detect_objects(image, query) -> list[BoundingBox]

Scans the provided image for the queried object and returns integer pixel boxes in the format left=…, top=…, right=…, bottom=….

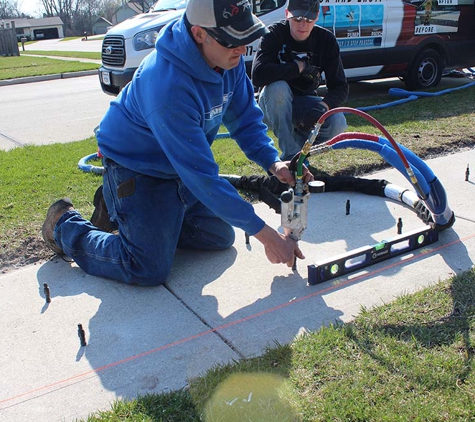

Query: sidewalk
left=0, top=148, right=474, bottom=421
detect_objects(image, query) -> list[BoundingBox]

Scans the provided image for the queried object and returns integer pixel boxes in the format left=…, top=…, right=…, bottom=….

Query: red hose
left=317, top=107, right=427, bottom=199
left=327, top=132, right=379, bottom=146
left=318, top=107, right=411, bottom=169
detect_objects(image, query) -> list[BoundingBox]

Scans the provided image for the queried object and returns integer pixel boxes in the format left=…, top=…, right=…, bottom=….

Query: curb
left=0, top=70, right=98, bottom=87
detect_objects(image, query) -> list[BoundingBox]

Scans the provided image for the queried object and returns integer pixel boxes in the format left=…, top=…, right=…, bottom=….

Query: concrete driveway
left=24, top=37, right=103, bottom=53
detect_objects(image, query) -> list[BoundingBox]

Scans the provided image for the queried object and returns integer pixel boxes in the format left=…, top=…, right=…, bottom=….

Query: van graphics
left=316, top=4, right=384, bottom=49
left=412, top=0, right=460, bottom=35
left=312, top=0, right=462, bottom=50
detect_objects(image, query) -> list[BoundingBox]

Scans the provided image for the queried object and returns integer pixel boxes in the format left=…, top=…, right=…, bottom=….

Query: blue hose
left=330, top=137, right=454, bottom=228
left=357, top=94, right=419, bottom=111
left=359, top=79, right=475, bottom=111
left=388, top=80, right=475, bottom=99
left=79, top=77, right=467, bottom=228
left=331, top=139, right=430, bottom=195
left=77, top=152, right=104, bottom=174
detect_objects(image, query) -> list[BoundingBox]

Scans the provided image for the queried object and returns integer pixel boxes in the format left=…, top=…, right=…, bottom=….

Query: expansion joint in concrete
left=164, top=285, right=245, bottom=359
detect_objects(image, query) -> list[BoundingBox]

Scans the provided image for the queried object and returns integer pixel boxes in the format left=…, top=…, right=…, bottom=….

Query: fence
left=0, top=21, right=20, bottom=57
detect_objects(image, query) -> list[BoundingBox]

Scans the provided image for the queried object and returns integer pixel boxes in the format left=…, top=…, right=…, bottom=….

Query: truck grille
left=102, top=36, right=125, bottom=67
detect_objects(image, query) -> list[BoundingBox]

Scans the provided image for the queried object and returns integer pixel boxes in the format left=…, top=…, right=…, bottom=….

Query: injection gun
left=280, top=178, right=309, bottom=242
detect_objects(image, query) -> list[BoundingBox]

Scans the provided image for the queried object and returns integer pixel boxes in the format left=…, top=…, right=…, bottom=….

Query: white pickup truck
left=98, top=0, right=475, bottom=96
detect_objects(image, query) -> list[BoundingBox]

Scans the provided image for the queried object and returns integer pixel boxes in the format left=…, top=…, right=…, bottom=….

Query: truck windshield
left=151, top=0, right=187, bottom=12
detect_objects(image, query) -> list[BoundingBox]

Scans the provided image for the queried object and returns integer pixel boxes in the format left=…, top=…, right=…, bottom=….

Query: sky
left=19, top=0, right=45, bottom=17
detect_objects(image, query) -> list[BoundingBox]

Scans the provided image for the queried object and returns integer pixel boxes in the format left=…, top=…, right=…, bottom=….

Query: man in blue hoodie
left=41, top=0, right=313, bottom=286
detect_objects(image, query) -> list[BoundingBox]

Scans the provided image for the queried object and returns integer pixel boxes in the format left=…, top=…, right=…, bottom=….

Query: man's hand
left=268, top=161, right=314, bottom=186
left=296, top=102, right=329, bottom=133
left=254, top=224, right=305, bottom=267
left=278, top=44, right=295, bottom=64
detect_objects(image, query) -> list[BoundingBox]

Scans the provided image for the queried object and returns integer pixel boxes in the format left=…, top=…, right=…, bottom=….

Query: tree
left=40, top=0, right=120, bottom=36
left=41, top=0, right=76, bottom=34
left=72, top=0, right=98, bottom=35
left=132, top=0, right=153, bottom=13
left=0, top=0, right=22, bottom=18
left=101, top=0, right=120, bottom=22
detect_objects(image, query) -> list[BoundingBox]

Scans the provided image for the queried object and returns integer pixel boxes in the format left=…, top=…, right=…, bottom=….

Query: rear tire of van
left=404, top=49, right=444, bottom=91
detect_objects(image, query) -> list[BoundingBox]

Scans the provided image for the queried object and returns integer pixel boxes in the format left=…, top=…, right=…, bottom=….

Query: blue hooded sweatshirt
left=97, top=17, right=281, bottom=236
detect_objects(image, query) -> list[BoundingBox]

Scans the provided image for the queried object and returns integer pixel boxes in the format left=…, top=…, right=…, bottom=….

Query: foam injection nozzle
left=406, top=166, right=427, bottom=200
left=307, top=123, right=322, bottom=147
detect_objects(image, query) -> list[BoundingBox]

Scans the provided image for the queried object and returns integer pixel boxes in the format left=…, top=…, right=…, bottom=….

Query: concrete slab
left=168, top=196, right=474, bottom=358
left=0, top=149, right=473, bottom=421
left=0, top=262, right=240, bottom=421
left=167, top=149, right=475, bottom=357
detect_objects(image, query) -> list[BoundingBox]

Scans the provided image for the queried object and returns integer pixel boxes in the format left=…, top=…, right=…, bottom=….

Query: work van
left=98, top=0, right=475, bottom=96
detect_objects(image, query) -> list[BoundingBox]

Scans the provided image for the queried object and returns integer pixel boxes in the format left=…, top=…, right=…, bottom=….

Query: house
left=92, top=17, right=113, bottom=35
left=9, top=17, right=64, bottom=41
left=111, top=1, right=153, bottom=25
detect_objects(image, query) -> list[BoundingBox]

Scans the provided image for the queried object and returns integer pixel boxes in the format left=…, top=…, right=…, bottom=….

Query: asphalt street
left=0, top=75, right=112, bottom=150
left=0, top=38, right=108, bottom=150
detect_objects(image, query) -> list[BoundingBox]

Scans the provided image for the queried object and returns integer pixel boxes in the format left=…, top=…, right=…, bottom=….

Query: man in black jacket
left=252, top=0, right=349, bottom=161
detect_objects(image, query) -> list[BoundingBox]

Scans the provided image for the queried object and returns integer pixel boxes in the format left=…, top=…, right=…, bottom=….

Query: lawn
left=0, top=55, right=99, bottom=80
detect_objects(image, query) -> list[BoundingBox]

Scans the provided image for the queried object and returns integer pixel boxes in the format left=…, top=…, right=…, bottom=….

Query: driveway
left=24, top=37, right=103, bottom=53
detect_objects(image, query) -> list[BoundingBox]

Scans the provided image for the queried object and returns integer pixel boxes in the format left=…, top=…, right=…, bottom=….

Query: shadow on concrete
left=32, top=188, right=473, bottom=404
left=167, top=246, right=345, bottom=358
left=35, top=248, right=240, bottom=400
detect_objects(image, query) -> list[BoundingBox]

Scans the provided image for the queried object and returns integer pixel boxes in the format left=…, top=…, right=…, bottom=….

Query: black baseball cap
left=186, top=0, right=268, bottom=46
left=288, top=0, right=320, bottom=20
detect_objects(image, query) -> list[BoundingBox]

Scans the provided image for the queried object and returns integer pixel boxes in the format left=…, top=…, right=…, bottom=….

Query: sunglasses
left=290, top=16, right=315, bottom=23
left=204, top=28, right=240, bottom=49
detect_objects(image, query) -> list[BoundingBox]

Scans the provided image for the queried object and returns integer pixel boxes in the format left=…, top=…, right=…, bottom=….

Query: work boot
left=41, top=198, right=74, bottom=255
left=90, top=185, right=114, bottom=232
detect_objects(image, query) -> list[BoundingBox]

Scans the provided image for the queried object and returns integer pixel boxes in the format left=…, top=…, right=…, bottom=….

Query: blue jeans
left=54, top=158, right=235, bottom=286
left=258, top=81, right=347, bottom=161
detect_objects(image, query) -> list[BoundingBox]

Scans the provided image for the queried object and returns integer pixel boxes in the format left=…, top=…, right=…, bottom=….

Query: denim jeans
left=258, top=81, right=347, bottom=161
left=54, top=158, right=235, bottom=286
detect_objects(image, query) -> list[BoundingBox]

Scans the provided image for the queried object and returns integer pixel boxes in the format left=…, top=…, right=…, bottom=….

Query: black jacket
left=251, top=20, right=349, bottom=109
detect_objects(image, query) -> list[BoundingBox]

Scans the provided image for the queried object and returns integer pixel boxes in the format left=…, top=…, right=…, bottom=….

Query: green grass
left=0, top=139, right=101, bottom=253
left=61, top=36, right=105, bottom=41
left=0, top=55, right=99, bottom=80
left=21, top=50, right=101, bottom=60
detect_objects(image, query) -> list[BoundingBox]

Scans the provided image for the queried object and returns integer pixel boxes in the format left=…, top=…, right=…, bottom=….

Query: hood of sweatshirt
left=155, top=17, right=223, bottom=84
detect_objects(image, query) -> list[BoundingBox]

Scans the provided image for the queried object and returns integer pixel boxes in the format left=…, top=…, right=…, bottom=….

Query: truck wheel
left=404, top=49, right=443, bottom=90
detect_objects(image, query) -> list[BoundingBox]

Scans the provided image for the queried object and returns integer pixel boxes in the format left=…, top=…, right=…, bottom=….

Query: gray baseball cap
left=186, top=0, right=268, bottom=46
